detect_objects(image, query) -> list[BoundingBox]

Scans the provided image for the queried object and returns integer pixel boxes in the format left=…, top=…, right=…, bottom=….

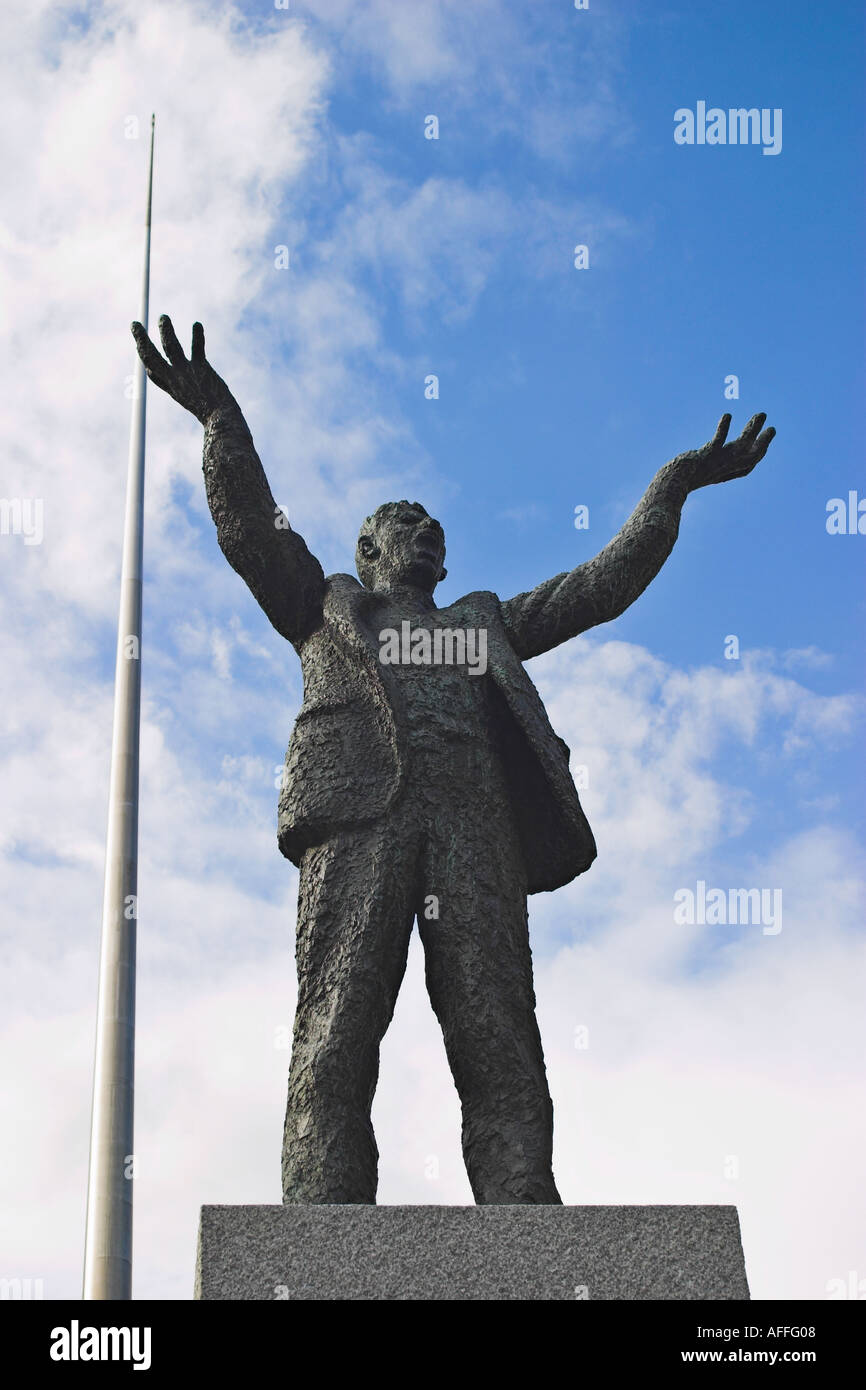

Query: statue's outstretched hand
left=680, top=413, right=776, bottom=491
left=131, top=316, right=235, bottom=425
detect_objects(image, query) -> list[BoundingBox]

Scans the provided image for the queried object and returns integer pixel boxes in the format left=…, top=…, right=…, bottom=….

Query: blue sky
left=1, top=0, right=863, bottom=1300
left=211, top=0, right=866, bottom=857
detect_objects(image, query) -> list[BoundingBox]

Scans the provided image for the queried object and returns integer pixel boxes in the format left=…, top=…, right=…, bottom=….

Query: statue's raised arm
left=131, top=315, right=324, bottom=649
left=500, top=412, right=776, bottom=660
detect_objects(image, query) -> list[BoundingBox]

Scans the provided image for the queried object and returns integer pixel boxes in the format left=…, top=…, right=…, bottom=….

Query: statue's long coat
left=277, top=574, right=597, bottom=893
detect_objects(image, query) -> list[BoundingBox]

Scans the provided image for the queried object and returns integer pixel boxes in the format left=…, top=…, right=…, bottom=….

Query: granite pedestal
left=194, top=1205, right=749, bottom=1301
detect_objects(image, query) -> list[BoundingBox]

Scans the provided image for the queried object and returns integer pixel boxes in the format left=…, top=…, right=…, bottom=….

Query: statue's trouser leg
left=417, top=756, right=561, bottom=1205
left=282, top=820, right=417, bottom=1203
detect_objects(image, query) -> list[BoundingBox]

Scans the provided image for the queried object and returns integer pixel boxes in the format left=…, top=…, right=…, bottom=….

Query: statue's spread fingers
left=191, top=321, right=205, bottom=362
left=739, top=412, right=767, bottom=444
left=131, top=321, right=169, bottom=382
left=712, top=413, right=732, bottom=447
left=159, top=314, right=187, bottom=366
left=752, top=426, right=776, bottom=460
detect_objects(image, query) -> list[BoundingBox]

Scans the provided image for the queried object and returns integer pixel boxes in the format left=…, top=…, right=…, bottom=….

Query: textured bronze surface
left=133, top=316, right=775, bottom=1204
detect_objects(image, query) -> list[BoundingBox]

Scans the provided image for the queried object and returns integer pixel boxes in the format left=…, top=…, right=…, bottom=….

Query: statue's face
left=358, top=501, right=446, bottom=593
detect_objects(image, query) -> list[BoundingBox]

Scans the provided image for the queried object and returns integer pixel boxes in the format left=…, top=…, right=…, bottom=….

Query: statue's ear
left=358, top=535, right=379, bottom=561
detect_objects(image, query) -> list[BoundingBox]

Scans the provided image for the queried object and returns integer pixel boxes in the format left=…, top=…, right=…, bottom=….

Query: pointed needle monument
left=83, top=113, right=155, bottom=1301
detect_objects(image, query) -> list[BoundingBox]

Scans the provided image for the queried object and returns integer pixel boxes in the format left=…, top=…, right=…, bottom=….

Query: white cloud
left=296, top=0, right=635, bottom=161
left=2, top=609, right=863, bottom=1298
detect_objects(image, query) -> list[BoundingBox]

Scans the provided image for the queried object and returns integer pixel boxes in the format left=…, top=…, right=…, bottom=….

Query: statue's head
left=356, top=500, right=447, bottom=594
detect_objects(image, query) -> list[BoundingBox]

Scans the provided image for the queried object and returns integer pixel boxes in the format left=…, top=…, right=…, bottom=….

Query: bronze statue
left=133, top=315, right=776, bottom=1204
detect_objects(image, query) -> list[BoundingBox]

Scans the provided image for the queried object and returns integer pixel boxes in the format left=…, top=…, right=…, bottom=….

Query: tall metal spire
left=83, top=112, right=155, bottom=1301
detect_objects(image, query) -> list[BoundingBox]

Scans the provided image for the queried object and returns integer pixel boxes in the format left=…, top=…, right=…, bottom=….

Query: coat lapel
left=323, top=574, right=407, bottom=801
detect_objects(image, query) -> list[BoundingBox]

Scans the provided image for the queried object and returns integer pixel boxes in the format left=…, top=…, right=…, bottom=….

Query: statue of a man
left=133, top=316, right=775, bottom=1205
